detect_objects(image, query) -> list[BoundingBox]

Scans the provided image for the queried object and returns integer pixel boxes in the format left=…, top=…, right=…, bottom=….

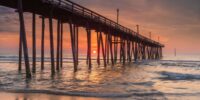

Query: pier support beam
left=126, top=40, right=131, bottom=62
left=18, top=0, right=31, bottom=78
left=123, top=40, right=126, bottom=64
left=131, top=41, right=135, bottom=62
left=108, top=34, right=114, bottom=65
left=119, top=42, right=121, bottom=62
left=105, top=34, right=107, bottom=64
left=129, top=40, right=132, bottom=62
left=18, top=22, right=22, bottom=72
left=41, top=16, right=45, bottom=70
left=75, top=25, right=79, bottom=66
left=56, top=20, right=64, bottom=71
left=146, top=46, right=149, bottom=59
left=60, top=22, right=63, bottom=68
left=69, top=22, right=79, bottom=72
left=106, top=34, right=109, bottom=64
left=120, top=39, right=126, bottom=65
left=142, top=44, right=146, bottom=60
left=32, top=13, right=36, bottom=73
left=56, top=19, right=61, bottom=71
left=99, top=32, right=107, bottom=67
left=150, top=47, right=152, bottom=59
left=134, top=42, right=138, bottom=62
left=49, top=12, right=55, bottom=76
left=160, top=47, right=163, bottom=58
left=120, top=39, right=122, bottom=62
left=86, top=28, right=92, bottom=70
left=114, top=36, right=118, bottom=64
left=97, top=32, right=100, bottom=65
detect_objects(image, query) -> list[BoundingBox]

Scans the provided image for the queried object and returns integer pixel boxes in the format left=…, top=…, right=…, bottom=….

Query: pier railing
left=43, top=0, right=164, bottom=47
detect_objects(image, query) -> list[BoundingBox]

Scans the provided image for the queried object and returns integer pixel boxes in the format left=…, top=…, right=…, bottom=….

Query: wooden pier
left=0, top=0, right=164, bottom=78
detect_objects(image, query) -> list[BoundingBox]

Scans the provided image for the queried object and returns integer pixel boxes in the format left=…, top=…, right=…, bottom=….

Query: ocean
left=0, top=55, right=200, bottom=100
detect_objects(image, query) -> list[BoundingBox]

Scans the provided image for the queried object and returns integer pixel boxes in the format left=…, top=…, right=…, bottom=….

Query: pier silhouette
left=0, top=0, right=164, bottom=78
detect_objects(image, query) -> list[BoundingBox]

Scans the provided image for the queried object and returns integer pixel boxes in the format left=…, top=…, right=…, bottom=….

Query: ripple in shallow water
left=0, top=59, right=200, bottom=99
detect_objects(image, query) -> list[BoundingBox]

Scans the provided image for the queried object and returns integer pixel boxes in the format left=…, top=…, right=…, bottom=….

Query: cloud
left=0, top=6, right=14, bottom=14
left=71, top=0, right=200, bottom=54
left=0, top=0, right=200, bottom=54
left=0, top=6, right=19, bottom=33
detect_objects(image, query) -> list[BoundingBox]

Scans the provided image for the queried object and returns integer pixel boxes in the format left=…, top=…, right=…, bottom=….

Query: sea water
left=0, top=55, right=200, bottom=100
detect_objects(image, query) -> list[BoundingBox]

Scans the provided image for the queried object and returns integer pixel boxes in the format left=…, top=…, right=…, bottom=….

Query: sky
left=0, top=0, right=200, bottom=56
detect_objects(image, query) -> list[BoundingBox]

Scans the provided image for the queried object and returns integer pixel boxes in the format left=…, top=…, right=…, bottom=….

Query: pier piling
left=49, top=11, right=55, bottom=76
left=41, top=16, right=45, bottom=70
left=32, top=13, right=36, bottom=73
left=18, top=20, right=22, bottom=72
left=56, top=19, right=61, bottom=71
left=69, top=22, right=78, bottom=72
left=60, top=22, right=63, bottom=68
left=99, top=31, right=107, bottom=67
left=18, top=0, right=31, bottom=78
left=97, top=32, right=100, bottom=65
left=86, top=27, right=92, bottom=70
left=108, top=34, right=114, bottom=65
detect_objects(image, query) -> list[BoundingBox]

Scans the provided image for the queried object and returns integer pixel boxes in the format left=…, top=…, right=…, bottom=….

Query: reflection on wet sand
left=0, top=92, right=110, bottom=100
left=0, top=92, right=167, bottom=100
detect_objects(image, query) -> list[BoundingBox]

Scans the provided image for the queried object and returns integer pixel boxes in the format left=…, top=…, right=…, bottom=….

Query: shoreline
left=0, top=89, right=132, bottom=98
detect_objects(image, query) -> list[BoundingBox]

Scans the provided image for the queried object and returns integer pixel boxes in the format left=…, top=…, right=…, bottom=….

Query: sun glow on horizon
left=93, top=50, right=97, bottom=54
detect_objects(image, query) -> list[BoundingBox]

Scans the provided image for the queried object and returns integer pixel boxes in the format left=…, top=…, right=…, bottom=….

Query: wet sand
left=2, top=91, right=200, bottom=100
left=0, top=92, right=113, bottom=100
